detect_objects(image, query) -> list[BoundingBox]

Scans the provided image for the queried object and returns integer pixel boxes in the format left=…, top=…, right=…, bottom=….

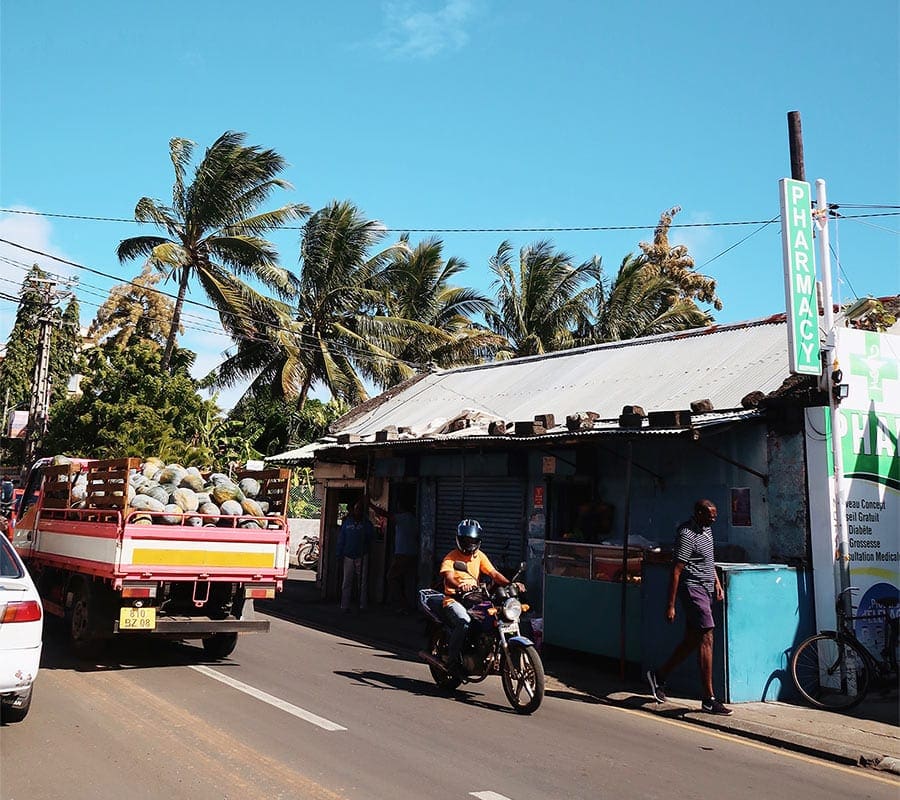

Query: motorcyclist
left=438, top=519, right=512, bottom=674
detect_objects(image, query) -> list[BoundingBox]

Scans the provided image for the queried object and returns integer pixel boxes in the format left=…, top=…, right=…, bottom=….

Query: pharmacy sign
left=779, top=178, right=821, bottom=375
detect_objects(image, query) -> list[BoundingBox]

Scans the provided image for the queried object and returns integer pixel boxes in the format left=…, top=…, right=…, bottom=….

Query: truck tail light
left=122, top=583, right=157, bottom=599
left=1, top=600, right=42, bottom=623
left=244, top=586, right=276, bottom=599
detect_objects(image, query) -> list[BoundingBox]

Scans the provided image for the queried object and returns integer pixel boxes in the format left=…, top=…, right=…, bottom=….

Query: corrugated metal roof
left=334, top=317, right=792, bottom=437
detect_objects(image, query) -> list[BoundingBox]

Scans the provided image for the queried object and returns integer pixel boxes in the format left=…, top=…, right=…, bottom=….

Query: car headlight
left=500, top=598, right=522, bottom=622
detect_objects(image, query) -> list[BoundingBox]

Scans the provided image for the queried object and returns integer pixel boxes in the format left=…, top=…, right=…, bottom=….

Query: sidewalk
left=260, top=570, right=900, bottom=775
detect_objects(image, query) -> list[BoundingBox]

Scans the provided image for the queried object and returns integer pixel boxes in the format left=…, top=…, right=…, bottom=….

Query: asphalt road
left=1, top=614, right=896, bottom=800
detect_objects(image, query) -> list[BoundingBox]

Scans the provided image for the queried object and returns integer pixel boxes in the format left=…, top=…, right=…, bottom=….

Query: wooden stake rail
left=84, top=458, right=139, bottom=510
left=236, top=468, right=291, bottom=517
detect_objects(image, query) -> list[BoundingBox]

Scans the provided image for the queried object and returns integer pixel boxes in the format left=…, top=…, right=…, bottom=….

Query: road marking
left=190, top=665, right=347, bottom=731
left=470, top=793, right=514, bottom=800
left=602, top=703, right=899, bottom=786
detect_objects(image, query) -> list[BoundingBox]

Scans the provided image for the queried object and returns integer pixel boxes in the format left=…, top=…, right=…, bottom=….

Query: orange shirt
left=439, top=549, right=497, bottom=604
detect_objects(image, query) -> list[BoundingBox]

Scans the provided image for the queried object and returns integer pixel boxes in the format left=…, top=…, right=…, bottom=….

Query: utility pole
left=787, top=110, right=805, bottom=181
left=814, top=180, right=853, bottom=619
left=23, top=278, right=58, bottom=467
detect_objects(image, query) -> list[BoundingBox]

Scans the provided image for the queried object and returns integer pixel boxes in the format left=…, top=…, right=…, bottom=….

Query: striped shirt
left=673, top=518, right=717, bottom=591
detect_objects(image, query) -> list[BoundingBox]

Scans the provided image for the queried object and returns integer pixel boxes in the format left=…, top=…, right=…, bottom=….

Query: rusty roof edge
left=312, top=409, right=766, bottom=459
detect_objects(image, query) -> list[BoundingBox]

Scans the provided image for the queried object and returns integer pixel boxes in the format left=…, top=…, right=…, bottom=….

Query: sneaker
left=646, top=670, right=668, bottom=703
left=701, top=698, right=733, bottom=716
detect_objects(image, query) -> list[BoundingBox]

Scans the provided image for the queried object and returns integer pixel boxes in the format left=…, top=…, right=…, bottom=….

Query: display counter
left=543, top=542, right=644, bottom=661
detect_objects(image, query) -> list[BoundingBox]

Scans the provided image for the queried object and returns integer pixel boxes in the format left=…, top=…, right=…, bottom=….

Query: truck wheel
left=202, top=633, right=238, bottom=659
left=69, top=583, right=103, bottom=658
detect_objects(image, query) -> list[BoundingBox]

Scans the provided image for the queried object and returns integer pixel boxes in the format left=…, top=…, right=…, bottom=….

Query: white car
left=0, top=535, right=42, bottom=722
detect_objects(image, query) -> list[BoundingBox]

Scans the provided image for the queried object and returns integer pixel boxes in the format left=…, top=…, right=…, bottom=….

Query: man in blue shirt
left=336, top=499, right=375, bottom=612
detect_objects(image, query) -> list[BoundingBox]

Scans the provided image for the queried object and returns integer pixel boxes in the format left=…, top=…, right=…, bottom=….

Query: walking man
left=646, top=499, right=733, bottom=715
left=336, top=498, right=374, bottom=612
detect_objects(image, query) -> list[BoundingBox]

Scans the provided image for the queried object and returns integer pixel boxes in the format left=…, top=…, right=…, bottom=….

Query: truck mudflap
left=114, top=616, right=270, bottom=637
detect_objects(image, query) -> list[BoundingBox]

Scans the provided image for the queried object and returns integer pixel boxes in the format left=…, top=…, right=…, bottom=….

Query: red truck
left=11, top=457, right=290, bottom=658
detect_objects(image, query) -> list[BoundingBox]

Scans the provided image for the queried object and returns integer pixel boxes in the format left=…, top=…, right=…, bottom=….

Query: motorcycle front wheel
left=501, top=642, right=545, bottom=714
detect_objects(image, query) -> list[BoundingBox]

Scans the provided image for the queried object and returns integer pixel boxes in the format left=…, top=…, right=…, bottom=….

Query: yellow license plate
left=119, top=607, right=156, bottom=630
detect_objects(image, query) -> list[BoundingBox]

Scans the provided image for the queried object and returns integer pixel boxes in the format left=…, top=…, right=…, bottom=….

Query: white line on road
left=471, top=792, right=515, bottom=800
left=190, top=665, right=347, bottom=731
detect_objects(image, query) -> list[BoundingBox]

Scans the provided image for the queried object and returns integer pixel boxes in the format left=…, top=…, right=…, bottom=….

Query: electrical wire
left=694, top=216, right=779, bottom=270
left=0, top=238, right=434, bottom=370
left=1, top=205, right=899, bottom=232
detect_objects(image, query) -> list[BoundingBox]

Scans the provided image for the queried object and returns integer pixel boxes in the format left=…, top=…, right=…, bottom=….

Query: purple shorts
left=679, top=583, right=715, bottom=630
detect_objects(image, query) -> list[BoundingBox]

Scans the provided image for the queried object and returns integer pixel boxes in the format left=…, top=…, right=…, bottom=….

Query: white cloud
left=377, top=0, right=478, bottom=59
left=0, top=209, right=77, bottom=341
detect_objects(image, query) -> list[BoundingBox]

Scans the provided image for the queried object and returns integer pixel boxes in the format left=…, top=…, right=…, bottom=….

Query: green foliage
left=117, top=131, right=309, bottom=373
left=288, top=468, right=321, bottom=518
left=43, top=341, right=224, bottom=464
left=486, top=240, right=601, bottom=357
left=0, top=266, right=84, bottom=415
left=208, top=201, right=409, bottom=409
left=229, top=388, right=347, bottom=456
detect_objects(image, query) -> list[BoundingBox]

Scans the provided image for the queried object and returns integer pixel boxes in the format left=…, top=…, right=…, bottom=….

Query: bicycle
left=790, top=586, right=898, bottom=711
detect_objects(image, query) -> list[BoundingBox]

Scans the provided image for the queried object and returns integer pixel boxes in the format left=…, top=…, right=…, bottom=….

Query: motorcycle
left=418, top=561, right=545, bottom=714
left=295, top=533, right=320, bottom=570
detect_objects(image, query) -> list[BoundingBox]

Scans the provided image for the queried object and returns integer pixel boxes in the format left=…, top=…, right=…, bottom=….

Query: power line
left=1, top=205, right=899, bottom=233
left=0, top=238, right=431, bottom=370
left=695, top=216, right=779, bottom=270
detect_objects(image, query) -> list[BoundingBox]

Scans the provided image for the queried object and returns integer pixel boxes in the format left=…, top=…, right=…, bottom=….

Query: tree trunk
left=296, top=370, right=313, bottom=413
left=161, top=267, right=190, bottom=373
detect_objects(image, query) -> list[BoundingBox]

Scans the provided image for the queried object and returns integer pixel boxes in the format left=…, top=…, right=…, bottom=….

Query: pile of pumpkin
left=123, top=459, right=279, bottom=527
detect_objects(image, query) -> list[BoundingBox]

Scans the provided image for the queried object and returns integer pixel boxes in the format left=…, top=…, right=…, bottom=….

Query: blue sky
left=1, top=1, right=898, bottom=410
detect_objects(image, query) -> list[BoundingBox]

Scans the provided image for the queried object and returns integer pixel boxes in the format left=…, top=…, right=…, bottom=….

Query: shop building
left=269, top=314, right=899, bottom=703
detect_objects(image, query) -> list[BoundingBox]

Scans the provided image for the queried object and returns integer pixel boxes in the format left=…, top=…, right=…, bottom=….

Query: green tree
left=0, top=267, right=83, bottom=414
left=44, top=341, right=218, bottom=463
left=638, top=206, right=722, bottom=311
left=588, top=254, right=712, bottom=342
left=209, top=201, right=408, bottom=409
left=229, top=386, right=347, bottom=456
left=485, top=240, right=601, bottom=358
left=374, top=236, right=504, bottom=386
left=116, top=132, right=309, bottom=373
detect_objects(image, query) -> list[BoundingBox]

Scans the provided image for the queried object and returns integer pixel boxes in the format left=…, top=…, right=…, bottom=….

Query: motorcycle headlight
left=500, top=598, right=522, bottom=622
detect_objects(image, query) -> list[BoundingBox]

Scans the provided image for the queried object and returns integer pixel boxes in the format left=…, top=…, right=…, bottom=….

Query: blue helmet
left=456, top=519, right=483, bottom=554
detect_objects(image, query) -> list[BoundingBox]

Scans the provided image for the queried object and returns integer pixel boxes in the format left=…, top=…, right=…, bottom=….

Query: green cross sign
left=779, top=178, right=821, bottom=375
left=849, top=332, right=899, bottom=402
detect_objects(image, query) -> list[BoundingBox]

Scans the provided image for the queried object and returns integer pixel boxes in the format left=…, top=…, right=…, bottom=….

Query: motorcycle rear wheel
left=297, top=542, right=318, bottom=569
left=428, top=630, right=462, bottom=691
left=501, top=642, right=545, bottom=714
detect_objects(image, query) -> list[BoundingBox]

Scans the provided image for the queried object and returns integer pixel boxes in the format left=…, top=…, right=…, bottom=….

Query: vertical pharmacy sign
left=779, top=178, right=821, bottom=374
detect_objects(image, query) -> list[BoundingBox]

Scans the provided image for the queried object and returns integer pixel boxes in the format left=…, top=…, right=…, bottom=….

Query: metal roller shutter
left=435, top=477, right=526, bottom=574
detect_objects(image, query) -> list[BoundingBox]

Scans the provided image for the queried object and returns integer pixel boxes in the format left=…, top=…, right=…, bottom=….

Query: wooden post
left=787, top=111, right=805, bottom=181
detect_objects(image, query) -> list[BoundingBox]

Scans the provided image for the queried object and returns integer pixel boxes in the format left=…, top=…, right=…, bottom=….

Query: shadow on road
left=333, top=668, right=518, bottom=714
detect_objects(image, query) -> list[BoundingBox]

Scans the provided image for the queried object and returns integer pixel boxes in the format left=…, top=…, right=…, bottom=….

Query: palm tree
left=88, top=263, right=179, bottom=348
left=638, top=206, right=722, bottom=311
left=116, top=131, right=309, bottom=372
left=375, top=236, right=504, bottom=386
left=485, top=240, right=601, bottom=358
left=589, top=254, right=712, bottom=342
left=209, top=201, right=409, bottom=409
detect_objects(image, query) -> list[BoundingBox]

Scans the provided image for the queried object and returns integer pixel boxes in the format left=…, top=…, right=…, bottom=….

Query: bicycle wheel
left=790, top=633, right=870, bottom=711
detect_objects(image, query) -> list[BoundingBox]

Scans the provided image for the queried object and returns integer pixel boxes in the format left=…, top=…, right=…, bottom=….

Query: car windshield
left=0, top=537, right=24, bottom=578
